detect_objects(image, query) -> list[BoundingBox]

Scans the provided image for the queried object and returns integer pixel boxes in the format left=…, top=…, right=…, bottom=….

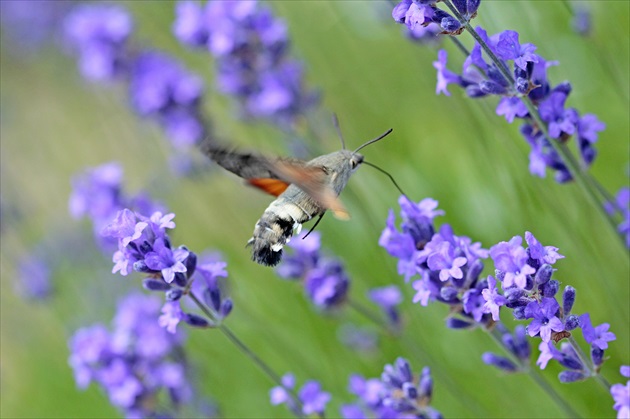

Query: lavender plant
left=380, top=195, right=618, bottom=414
left=341, top=357, right=442, bottom=419
left=173, top=0, right=318, bottom=127
left=391, top=0, right=625, bottom=247
left=63, top=4, right=208, bottom=152
left=69, top=162, right=164, bottom=248
left=68, top=293, right=203, bottom=418
left=277, top=231, right=403, bottom=331
left=270, top=373, right=331, bottom=417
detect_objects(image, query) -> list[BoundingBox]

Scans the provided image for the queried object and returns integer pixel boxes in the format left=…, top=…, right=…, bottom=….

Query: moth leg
left=302, top=212, right=326, bottom=240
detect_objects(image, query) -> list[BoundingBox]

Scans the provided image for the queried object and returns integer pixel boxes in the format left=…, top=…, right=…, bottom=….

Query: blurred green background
left=1, top=1, right=628, bottom=418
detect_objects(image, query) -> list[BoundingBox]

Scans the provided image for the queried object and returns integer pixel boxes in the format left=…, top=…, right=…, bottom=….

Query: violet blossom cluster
left=100, top=208, right=232, bottom=333
left=173, top=0, right=318, bottom=126
left=275, top=231, right=350, bottom=310
left=429, top=25, right=605, bottom=183
left=68, top=293, right=194, bottom=418
left=270, top=373, right=331, bottom=417
left=341, top=357, right=442, bottom=419
left=380, top=196, right=618, bottom=384
left=16, top=252, right=51, bottom=300
left=392, top=0, right=481, bottom=35
left=69, top=162, right=163, bottom=248
left=276, top=231, right=404, bottom=325
left=0, top=0, right=74, bottom=50
left=63, top=4, right=133, bottom=81
left=379, top=196, right=490, bottom=328
left=63, top=4, right=207, bottom=149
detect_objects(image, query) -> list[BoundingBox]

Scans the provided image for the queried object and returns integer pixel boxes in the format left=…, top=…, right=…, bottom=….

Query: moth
left=200, top=126, right=395, bottom=266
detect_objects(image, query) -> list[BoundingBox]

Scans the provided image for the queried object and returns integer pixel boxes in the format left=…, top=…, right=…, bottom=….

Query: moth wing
left=201, top=140, right=348, bottom=218
left=201, top=141, right=290, bottom=180
left=247, top=178, right=290, bottom=197
left=270, top=161, right=350, bottom=220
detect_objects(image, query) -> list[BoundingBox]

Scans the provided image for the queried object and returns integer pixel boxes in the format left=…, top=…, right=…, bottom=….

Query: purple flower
left=536, top=341, right=556, bottom=369
left=172, top=1, right=209, bottom=47
left=277, top=231, right=321, bottom=279
left=0, top=0, right=73, bottom=50
left=611, top=380, right=630, bottom=419
left=270, top=373, right=295, bottom=406
left=380, top=196, right=446, bottom=282
left=69, top=293, right=192, bottom=418
left=407, top=23, right=441, bottom=44
left=495, top=30, right=539, bottom=71
left=69, top=162, right=123, bottom=223
left=577, top=114, right=605, bottom=144
left=462, top=287, right=486, bottom=322
left=368, top=285, right=403, bottom=327
left=304, top=259, right=349, bottom=309
left=299, top=381, right=331, bottom=415
left=101, top=209, right=148, bottom=247
left=276, top=231, right=350, bottom=310
left=368, top=285, right=403, bottom=309
left=16, top=253, right=52, bottom=300
left=524, top=298, right=564, bottom=342
left=143, top=238, right=189, bottom=283
left=539, top=91, right=579, bottom=139
left=130, top=51, right=205, bottom=147
left=63, top=4, right=132, bottom=81
left=481, top=275, right=506, bottom=321
left=270, top=374, right=330, bottom=416
left=347, top=357, right=441, bottom=418
left=496, top=97, right=528, bottom=123
left=525, top=231, right=564, bottom=266
left=175, top=0, right=316, bottom=126
left=490, top=236, right=536, bottom=289
left=433, top=50, right=462, bottom=96
left=482, top=352, right=518, bottom=372
left=426, top=240, right=467, bottom=281
left=580, top=313, right=616, bottom=350
left=159, top=301, right=185, bottom=334
left=379, top=210, right=419, bottom=282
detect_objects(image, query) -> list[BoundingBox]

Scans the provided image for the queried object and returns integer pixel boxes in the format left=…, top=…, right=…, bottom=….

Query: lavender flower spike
left=270, top=373, right=331, bottom=416
left=63, top=4, right=133, bottom=81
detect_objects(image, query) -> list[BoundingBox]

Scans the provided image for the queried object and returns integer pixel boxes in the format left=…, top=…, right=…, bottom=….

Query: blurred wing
left=247, top=178, right=290, bottom=197
left=201, top=140, right=300, bottom=197
left=271, top=161, right=349, bottom=220
left=200, top=139, right=348, bottom=218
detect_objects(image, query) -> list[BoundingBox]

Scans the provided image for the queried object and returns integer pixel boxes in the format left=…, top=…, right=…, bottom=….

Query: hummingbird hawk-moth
left=200, top=127, right=394, bottom=266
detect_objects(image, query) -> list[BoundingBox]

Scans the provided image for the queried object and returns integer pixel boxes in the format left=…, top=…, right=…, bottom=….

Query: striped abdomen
left=247, top=193, right=320, bottom=266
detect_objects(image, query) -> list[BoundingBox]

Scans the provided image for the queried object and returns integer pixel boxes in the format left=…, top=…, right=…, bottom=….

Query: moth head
left=349, top=153, right=364, bottom=171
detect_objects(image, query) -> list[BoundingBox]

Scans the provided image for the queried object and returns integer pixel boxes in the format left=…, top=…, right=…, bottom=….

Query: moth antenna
left=362, top=160, right=408, bottom=197
left=332, top=113, right=346, bottom=150
left=302, top=212, right=326, bottom=239
left=353, top=128, right=393, bottom=153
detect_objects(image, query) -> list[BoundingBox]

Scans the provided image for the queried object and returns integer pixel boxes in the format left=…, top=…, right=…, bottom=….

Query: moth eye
left=350, top=160, right=357, bottom=169
left=321, top=166, right=330, bottom=175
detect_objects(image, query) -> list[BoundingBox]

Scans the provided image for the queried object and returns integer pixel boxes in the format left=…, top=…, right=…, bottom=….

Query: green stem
left=526, top=367, right=581, bottom=419
left=346, top=298, right=391, bottom=331
left=566, top=336, right=611, bottom=390
left=187, top=292, right=306, bottom=417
